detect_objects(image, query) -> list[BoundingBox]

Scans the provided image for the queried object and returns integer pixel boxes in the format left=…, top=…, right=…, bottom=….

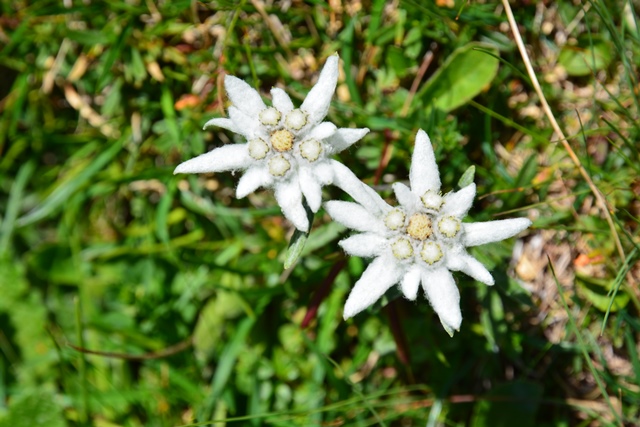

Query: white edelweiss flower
left=325, top=129, right=532, bottom=335
left=174, top=54, right=372, bottom=232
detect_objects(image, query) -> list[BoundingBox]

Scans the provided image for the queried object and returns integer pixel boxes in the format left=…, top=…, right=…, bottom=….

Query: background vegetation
left=1, top=0, right=639, bottom=425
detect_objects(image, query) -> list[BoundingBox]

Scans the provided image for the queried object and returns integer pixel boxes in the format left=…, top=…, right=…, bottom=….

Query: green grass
left=1, top=0, right=639, bottom=426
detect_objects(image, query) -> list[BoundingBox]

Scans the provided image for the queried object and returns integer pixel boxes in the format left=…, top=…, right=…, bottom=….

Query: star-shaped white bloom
left=325, top=130, right=532, bottom=334
left=174, top=54, right=371, bottom=232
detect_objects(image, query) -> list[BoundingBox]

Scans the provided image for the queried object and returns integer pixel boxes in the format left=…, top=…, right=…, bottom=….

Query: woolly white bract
left=174, top=54, right=371, bottom=232
left=325, top=130, right=531, bottom=334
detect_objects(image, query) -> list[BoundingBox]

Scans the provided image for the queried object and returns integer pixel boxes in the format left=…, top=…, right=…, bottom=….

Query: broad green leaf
left=284, top=229, right=309, bottom=270
left=301, top=221, right=345, bottom=257
left=65, top=29, right=112, bottom=45
left=402, top=27, right=423, bottom=59
left=419, top=42, right=500, bottom=113
left=155, top=181, right=176, bottom=244
left=283, top=201, right=314, bottom=269
left=101, top=77, right=123, bottom=117
left=366, top=0, right=386, bottom=44
left=558, top=37, right=613, bottom=76
left=194, top=291, right=247, bottom=360
left=386, top=45, right=411, bottom=77
left=363, top=116, right=405, bottom=132
left=576, top=274, right=630, bottom=312
left=193, top=300, right=224, bottom=360
left=355, top=145, right=381, bottom=169
left=129, top=48, right=147, bottom=83
left=457, top=165, right=475, bottom=188
left=161, top=85, right=180, bottom=142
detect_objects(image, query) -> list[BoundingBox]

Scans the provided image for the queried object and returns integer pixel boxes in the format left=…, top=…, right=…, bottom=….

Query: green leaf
left=602, top=247, right=638, bottom=332
left=419, top=42, right=500, bottom=113
left=27, top=245, right=79, bottom=285
left=339, top=16, right=363, bottom=106
left=576, top=274, right=630, bottom=312
left=0, top=258, right=28, bottom=310
left=457, top=165, right=475, bottom=188
left=283, top=201, right=315, bottom=269
left=558, top=37, right=613, bottom=76
left=284, top=230, right=308, bottom=270
left=198, top=316, right=257, bottom=421
left=100, top=77, right=123, bottom=117
left=0, top=259, right=54, bottom=382
left=514, top=154, right=538, bottom=189
left=366, top=0, right=386, bottom=44
left=129, top=48, right=147, bottom=83
left=65, top=29, right=112, bottom=46
left=363, top=116, right=406, bottom=132
left=97, top=23, right=133, bottom=91
left=17, top=140, right=122, bottom=227
left=0, top=390, right=66, bottom=427
left=386, top=45, right=411, bottom=77
left=161, top=85, right=180, bottom=142
left=0, top=160, right=35, bottom=255
left=193, top=292, right=245, bottom=360
left=155, top=180, right=176, bottom=244
left=301, top=221, right=345, bottom=258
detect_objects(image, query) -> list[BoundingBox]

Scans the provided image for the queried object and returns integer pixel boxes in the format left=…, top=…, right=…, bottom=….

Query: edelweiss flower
left=325, top=130, right=531, bottom=334
left=174, top=54, right=371, bottom=232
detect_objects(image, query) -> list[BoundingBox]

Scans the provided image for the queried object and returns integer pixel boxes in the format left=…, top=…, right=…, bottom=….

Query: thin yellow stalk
left=501, top=0, right=626, bottom=265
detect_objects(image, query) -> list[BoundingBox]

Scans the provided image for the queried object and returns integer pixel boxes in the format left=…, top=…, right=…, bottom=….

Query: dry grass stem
left=500, top=0, right=627, bottom=269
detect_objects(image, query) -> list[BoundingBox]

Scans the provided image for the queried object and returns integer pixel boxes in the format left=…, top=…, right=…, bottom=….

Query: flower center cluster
left=251, top=106, right=323, bottom=177
left=384, top=190, right=462, bottom=266
left=406, top=213, right=432, bottom=240
left=271, top=129, right=294, bottom=152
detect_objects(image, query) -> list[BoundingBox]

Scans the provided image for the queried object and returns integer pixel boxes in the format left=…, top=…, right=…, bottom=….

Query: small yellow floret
left=259, top=107, right=281, bottom=126
left=248, top=138, right=269, bottom=160
left=392, top=238, right=413, bottom=260
left=420, top=241, right=443, bottom=265
left=285, top=109, right=307, bottom=130
left=421, top=190, right=444, bottom=210
left=384, top=209, right=406, bottom=230
left=438, top=216, right=460, bottom=238
left=300, top=139, right=322, bottom=162
left=268, top=155, right=291, bottom=176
